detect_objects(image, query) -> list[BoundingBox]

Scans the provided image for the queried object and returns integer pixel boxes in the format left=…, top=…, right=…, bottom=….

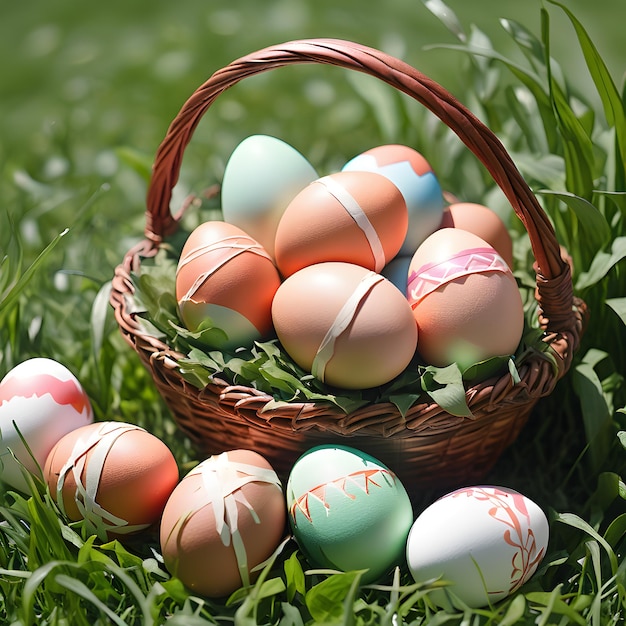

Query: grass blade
left=547, top=0, right=626, bottom=175
left=0, top=227, right=69, bottom=323
left=498, top=594, right=526, bottom=625
left=576, top=236, right=626, bottom=290
left=54, top=573, right=129, bottom=626
left=573, top=361, right=613, bottom=474
left=536, top=190, right=611, bottom=269
left=22, top=560, right=64, bottom=623
left=423, top=41, right=559, bottom=152
left=606, top=298, right=626, bottom=326
left=422, top=0, right=467, bottom=42
left=555, top=512, right=619, bottom=574
left=500, top=18, right=544, bottom=64
left=541, top=8, right=595, bottom=199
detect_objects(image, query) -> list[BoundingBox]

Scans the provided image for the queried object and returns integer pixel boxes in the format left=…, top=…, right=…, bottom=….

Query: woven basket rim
left=109, top=38, right=587, bottom=441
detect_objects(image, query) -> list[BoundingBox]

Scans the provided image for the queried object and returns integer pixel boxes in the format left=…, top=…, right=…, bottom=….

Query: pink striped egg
left=408, top=228, right=523, bottom=369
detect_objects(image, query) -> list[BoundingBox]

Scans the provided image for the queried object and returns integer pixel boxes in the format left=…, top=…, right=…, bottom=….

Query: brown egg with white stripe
left=44, top=421, right=179, bottom=539
left=176, top=221, right=281, bottom=350
left=159, top=449, right=286, bottom=598
left=273, top=171, right=408, bottom=278
left=271, top=261, right=418, bottom=389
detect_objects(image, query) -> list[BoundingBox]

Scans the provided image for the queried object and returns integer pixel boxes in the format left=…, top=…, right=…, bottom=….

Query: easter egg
left=274, top=170, right=408, bottom=278
left=441, top=202, right=514, bottom=268
left=408, top=228, right=524, bottom=369
left=286, top=445, right=413, bottom=583
left=159, top=449, right=286, bottom=598
left=406, top=485, right=549, bottom=608
left=381, top=255, right=412, bottom=296
left=342, top=144, right=444, bottom=254
left=176, top=220, right=281, bottom=349
left=0, top=358, right=93, bottom=492
left=221, top=135, right=318, bottom=255
left=271, top=262, right=418, bottom=389
left=44, top=421, right=179, bottom=537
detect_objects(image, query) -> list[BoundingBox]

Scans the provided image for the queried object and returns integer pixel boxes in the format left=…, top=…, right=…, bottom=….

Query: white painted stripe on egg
left=178, top=236, right=273, bottom=302
left=55, top=422, right=152, bottom=535
left=315, top=176, right=386, bottom=272
left=187, top=452, right=283, bottom=588
left=177, top=235, right=272, bottom=275
left=311, top=271, right=384, bottom=382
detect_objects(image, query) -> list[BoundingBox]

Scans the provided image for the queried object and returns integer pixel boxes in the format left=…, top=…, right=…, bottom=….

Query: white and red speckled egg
left=0, top=358, right=93, bottom=492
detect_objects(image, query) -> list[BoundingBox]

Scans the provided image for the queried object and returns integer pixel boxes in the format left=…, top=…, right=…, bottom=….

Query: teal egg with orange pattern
left=286, top=445, right=413, bottom=583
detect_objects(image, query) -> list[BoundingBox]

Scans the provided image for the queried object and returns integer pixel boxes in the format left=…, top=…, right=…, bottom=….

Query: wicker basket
left=110, top=39, right=586, bottom=494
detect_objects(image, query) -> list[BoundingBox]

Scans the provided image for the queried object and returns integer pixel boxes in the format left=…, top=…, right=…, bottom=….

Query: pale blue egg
left=381, top=255, right=412, bottom=296
left=221, top=135, right=318, bottom=255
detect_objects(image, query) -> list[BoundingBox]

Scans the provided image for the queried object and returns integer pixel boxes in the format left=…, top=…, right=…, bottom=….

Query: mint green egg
left=221, top=135, right=318, bottom=255
left=286, top=445, right=413, bottom=583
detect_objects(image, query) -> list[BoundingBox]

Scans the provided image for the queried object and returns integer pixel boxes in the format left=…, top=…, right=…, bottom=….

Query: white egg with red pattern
left=0, top=358, right=93, bottom=491
left=406, top=485, right=549, bottom=609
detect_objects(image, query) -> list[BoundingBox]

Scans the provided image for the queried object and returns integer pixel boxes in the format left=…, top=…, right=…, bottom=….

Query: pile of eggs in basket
left=176, top=134, right=524, bottom=389
left=1, top=358, right=548, bottom=606
left=0, top=136, right=540, bottom=608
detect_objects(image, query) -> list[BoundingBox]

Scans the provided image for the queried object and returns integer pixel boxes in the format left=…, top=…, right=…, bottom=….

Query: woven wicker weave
left=110, top=39, right=586, bottom=492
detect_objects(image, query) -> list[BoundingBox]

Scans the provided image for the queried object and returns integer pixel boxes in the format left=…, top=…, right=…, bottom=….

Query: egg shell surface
left=221, top=135, right=318, bottom=255
left=160, top=449, right=286, bottom=598
left=176, top=221, right=281, bottom=349
left=406, top=485, right=549, bottom=609
left=274, top=170, right=408, bottom=277
left=381, top=255, right=412, bottom=296
left=408, top=228, right=524, bottom=369
left=44, top=421, right=179, bottom=537
left=271, top=262, right=418, bottom=389
left=0, top=358, right=93, bottom=492
left=286, top=445, right=413, bottom=583
left=441, top=202, right=514, bottom=268
left=342, top=144, right=444, bottom=255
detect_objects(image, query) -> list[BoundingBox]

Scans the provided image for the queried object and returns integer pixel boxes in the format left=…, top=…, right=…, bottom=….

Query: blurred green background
left=2, top=0, right=622, bottom=174
left=1, top=0, right=623, bottom=342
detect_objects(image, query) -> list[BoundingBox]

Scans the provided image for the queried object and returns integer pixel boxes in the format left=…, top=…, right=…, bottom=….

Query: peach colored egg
left=274, top=171, right=407, bottom=278
left=44, top=421, right=179, bottom=537
left=271, top=262, right=418, bottom=389
left=342, top=144, right=445, bottom=254
left=159, top=449, right=286, bottom=598
left=176, top=221, right=281, bottom=349
left=441, top=202, right=514, bottom=268
left=408, top=229, right=524, bottom=369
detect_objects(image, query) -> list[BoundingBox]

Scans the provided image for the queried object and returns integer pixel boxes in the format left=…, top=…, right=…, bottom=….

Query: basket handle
left=145, top=38, right=577, bottom=336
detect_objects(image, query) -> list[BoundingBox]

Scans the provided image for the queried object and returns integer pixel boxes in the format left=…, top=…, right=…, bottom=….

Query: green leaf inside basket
left=129, top=247, right=541, bottom=418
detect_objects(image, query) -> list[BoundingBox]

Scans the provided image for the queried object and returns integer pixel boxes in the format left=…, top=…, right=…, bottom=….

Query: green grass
left=2, top=0, right=626, bottom=623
